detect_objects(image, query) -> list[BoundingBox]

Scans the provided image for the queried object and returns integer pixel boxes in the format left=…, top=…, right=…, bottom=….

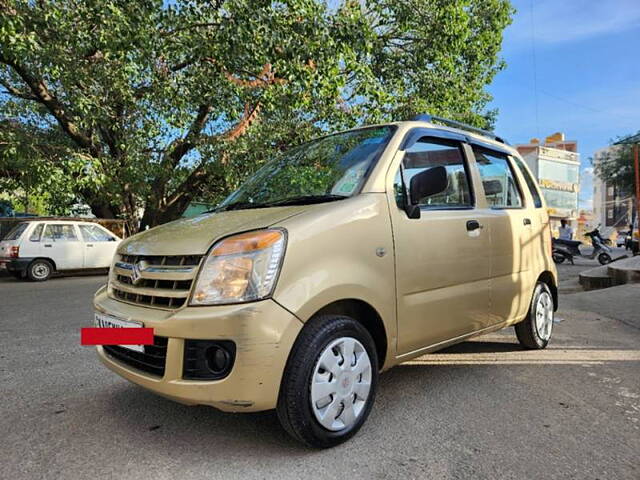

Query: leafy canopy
left=0, top=0, right=513, bottom=230
left=594, top=135, right=640, bottom=197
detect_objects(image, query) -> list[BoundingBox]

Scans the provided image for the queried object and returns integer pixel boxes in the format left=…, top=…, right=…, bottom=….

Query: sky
left=488, top=0, right=640, bottom=209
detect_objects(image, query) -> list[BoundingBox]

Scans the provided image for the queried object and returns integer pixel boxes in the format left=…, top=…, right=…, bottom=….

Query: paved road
left=1, top=269, right=639, bottom=479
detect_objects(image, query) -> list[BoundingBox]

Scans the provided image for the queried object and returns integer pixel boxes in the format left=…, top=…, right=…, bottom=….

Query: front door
left=40, top=223, right=84, bottom=270
left=389, top=134, right=491, bottom=355
left=77, top=223, right=119, bottom=268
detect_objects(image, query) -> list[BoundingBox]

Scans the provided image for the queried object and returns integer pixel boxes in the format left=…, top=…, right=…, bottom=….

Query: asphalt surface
left=1, top=265, right=639, bottom=480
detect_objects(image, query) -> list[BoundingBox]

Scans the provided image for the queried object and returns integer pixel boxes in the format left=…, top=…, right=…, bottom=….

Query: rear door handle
left=86, top=244, right=94, bottom=247
left=466, top=220, right=482, bottom=231
left=44, top=244, right=52, bottom=248
left=523, top=218, right=532, bottom=226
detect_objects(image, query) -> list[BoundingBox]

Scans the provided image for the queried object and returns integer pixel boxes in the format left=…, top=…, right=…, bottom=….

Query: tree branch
left=0, top=79, right=39, bottom=101
left=0, top=53, right=97, bottom=153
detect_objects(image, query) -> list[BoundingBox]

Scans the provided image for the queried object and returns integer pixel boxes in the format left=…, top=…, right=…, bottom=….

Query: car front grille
left=111, top=254, right=203, bottom=309
left=103, top=336, right=168, bottom=377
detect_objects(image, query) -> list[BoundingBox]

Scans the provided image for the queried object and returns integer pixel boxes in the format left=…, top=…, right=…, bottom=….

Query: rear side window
left=473, top=147, right=523, bottom=209
left=395, top=137, right=473, bottom=209
left=29, top=223, right=44, bottom=241
left=512, top=155, right=543, bottom=208
left=42, top=224, right=78, bottom=242
left=3, top=222, right=28, bottom=241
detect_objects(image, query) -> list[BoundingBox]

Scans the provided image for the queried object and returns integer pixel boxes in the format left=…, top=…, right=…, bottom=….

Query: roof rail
left=411, top=113, right=508, bottom=144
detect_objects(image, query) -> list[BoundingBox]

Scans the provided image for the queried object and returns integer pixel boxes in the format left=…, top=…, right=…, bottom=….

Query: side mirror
left=403, top=166, right=448, bottom=219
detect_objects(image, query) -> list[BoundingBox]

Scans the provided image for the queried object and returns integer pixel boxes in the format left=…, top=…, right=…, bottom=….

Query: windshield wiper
left=262, top=194, right=348, bottom=207
left=211, top=201, right=269, bottom=212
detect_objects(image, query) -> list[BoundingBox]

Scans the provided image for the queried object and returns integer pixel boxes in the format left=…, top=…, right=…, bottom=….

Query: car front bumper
left=93, top=285, right=302, bottom=412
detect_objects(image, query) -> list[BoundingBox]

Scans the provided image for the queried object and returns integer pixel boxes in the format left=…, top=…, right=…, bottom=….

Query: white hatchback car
left=0, top=220, right=121, bottom=281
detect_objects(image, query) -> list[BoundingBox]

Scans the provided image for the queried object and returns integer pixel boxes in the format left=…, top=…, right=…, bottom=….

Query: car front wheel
left=277, top=314, right=378, bottom=448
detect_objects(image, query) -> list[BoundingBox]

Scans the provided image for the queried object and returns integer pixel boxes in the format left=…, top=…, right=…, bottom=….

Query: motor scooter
left=552, top=225, right=612, bottom=265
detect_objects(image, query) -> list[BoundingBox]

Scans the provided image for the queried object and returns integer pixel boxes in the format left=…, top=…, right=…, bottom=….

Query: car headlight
left=191, top=229, right=286, bottom=306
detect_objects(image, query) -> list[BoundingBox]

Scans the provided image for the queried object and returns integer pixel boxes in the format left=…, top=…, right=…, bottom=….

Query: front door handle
left=523, top=218, right=532, bottom=226
left=44, top=244, right=52, bottom=248
left=466, top=220, right=482, bottom=231
left=86, top=244, right=94, bottom=247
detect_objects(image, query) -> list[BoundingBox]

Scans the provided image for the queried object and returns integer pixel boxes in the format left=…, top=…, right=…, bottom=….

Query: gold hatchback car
left=94, top=114, right=557, bottom=447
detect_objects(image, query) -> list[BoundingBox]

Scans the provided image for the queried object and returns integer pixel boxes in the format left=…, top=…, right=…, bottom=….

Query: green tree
left=0, top=0, right=513, bottom=232
left=593, top=135, right=639, bottom=197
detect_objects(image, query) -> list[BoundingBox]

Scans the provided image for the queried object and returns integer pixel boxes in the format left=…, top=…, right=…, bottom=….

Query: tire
left=515, top=282, right=554, bottom=350
left=552, top=252, right=565, bottom=264
left=598, top=252, right=612, bottom=265
left=277, top=314, right=379, bottom=448
left=27, top=259, right=53, bottom=282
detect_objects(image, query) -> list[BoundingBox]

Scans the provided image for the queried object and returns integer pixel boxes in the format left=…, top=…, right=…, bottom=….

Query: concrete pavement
left=1, top=268, right=638, bottom=479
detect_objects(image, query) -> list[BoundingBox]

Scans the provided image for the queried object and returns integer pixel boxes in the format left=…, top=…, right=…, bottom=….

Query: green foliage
left=0, top=0, right=513, bottom=231
left=593, top=136, right=639, bottom=196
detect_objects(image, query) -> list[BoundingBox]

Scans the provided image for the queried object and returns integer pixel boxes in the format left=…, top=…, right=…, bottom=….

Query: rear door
left=41, top=223, right=84, bottom=269
left=471, top=145, right=533, bottom=324
left=389, top=131, right=492, bottom=355
left=77, top=223, right=119, bottom=268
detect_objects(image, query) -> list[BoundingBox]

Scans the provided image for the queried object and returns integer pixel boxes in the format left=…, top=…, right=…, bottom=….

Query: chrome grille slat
left=111, top=254, right=202, bottom=309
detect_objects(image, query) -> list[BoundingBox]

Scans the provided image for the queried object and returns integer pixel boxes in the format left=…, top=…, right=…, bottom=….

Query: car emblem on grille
left=130, top=260, right=148, bottom=285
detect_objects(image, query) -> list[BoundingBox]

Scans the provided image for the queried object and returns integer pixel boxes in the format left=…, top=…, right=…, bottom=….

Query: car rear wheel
left=515, top=282, right=554, bottom=349
left=277, top=314, right=378, bottom=448
left=27, top=259, right=53, bottom=282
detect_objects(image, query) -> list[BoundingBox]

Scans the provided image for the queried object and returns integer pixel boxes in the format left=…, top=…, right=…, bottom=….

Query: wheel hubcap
left=310, top=337, right=372, bottom=431
left=33, top=263, right=49, bottom=279
left=535, top=291, right=553, bottom=341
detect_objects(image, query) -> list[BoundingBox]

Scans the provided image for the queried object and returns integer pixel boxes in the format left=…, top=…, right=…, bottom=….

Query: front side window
left=2, top=222, right=28, bottom=241
left=474, top=148, right=523, bottom=208
left=78, top=224, right=114, bottom=242
left=29, top=223, right=44, bottom=241
left=394, top=138, right=472, bottom=208
left=42, top=224, right=78, bottom=242
left=217, top=126, right=396, bottom=210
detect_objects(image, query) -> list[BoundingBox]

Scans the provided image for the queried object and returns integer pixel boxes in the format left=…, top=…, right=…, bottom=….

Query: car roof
left=331, top=120, right=518, bottom=156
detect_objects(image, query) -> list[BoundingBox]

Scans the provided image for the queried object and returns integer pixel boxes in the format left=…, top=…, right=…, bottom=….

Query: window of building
left=607, top=186, right=614, bottom=196
left=473, top=148, right=523, bottom=208
left=538, top=159, right=579, bottom=184
left=540, top=189, right=578, bottom=211
left=394, top=138, right=472, bottom=208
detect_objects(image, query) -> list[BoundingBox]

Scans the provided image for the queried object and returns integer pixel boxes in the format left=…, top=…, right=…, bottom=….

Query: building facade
left=592, top=146, right=634, bottom=233
left=516, top=133, right=580, bottom=231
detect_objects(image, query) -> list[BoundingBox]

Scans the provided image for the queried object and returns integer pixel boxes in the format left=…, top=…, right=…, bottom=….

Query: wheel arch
left=537, top=271, right=558, bottom=311
left=29, top=257, right=57, bottom=271
left=312, top=299, right=388, bottom=370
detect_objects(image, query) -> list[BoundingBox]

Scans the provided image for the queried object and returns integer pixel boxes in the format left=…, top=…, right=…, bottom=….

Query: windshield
left=217, top=126, right=396, bottom=210
left=3, top=222, right=28, bottom=241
